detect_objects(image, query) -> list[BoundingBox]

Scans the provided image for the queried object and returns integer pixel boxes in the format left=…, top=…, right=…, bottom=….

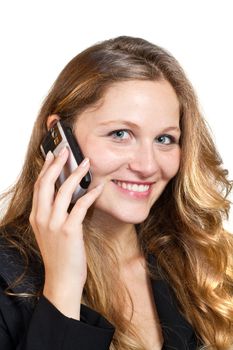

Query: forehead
left=77, top=79, right=180, bottom=126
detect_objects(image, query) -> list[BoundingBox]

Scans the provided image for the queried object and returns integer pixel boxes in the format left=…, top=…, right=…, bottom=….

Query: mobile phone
left=40, top=120, right=92, bottom=203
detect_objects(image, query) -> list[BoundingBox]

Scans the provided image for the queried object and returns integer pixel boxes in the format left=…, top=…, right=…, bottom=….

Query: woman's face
left=74, top=79, right=181, bottom=224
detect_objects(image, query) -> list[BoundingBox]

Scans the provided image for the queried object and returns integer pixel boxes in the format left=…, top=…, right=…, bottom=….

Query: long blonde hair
left=0, top=36, right=232, bottom=349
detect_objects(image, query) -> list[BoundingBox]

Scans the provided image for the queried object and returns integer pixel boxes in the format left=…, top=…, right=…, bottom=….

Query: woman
left=0, top=36, right=232, bottom=350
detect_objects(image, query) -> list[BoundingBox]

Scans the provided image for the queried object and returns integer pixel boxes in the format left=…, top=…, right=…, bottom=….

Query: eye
left=155, top=134, right=176, bottom=145
left=108, top=129, right=131, bottom=140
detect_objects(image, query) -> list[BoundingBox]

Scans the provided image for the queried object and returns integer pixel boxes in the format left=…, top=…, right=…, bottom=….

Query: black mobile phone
left=40, top=120, right=92, bottom=203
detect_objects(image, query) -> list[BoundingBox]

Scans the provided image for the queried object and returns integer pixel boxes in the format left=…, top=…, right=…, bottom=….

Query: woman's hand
left=29, top=147, right=104, bottom=319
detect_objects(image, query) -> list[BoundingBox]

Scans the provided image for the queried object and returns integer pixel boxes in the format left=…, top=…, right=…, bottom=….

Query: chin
left=92, top=196, right=152, bottom=224
left=106, top=209, right=150, bottom=225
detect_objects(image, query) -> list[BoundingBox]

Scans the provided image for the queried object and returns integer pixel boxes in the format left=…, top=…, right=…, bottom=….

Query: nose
left=127, top=142, right=160, bottom=178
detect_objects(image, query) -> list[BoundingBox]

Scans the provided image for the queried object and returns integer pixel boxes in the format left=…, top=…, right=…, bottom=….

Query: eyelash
left=156, top=134, right=177, bottom=145
left=108, top=129, right=130, bottom=140
left=108, top=129, right=178, bottom=144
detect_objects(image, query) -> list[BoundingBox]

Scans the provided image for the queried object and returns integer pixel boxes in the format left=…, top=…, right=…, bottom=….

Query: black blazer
left=0, top=235, right=202, bottom=349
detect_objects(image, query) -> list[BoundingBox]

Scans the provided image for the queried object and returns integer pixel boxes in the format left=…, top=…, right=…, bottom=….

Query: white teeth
left=114, top=181, right=150, bottom=192
left=122, top=182, right=127, bottom=189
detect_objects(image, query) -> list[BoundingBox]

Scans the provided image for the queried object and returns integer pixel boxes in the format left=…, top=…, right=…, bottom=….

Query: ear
left=46, top=114, right=60, bottom=131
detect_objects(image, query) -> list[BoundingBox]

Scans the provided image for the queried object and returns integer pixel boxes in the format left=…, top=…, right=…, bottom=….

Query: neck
left=87, top=209, right=143, bottom=265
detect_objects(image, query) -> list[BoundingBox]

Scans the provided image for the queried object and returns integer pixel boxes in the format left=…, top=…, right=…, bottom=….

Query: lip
left=111, top=179, right=154, bottom=199
left=112, top=179, right=155, bottom=185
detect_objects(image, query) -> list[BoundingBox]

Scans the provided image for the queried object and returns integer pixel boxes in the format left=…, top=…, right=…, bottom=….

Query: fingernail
left=45, top=151, right=54, bottom=161
left=58, top=147, right=67, bottom=156
left=81, top=158, right=89, bottom=167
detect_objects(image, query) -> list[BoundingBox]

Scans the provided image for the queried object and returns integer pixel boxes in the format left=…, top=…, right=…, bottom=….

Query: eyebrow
left=98, top=120, right=181, bottom=133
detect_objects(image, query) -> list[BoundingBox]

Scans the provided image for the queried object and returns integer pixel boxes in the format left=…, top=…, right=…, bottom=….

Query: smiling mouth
left=112, top=180, right=151, bottom=193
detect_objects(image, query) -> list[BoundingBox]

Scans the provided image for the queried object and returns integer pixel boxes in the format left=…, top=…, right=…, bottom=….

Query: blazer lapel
left=148, top=254, right=200, bottom=349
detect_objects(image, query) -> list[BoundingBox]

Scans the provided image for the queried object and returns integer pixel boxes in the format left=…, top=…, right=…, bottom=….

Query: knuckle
left=34, top=213, right=46, bottom=227
left=61, top=224, right=71, bottom=236
left=36, top=170, right=55, bottom=189
left=76, top=193, right=92, bottom=206
left=62, top=173, right=78, bottom=187
left=75, top=196, right=85, bottom=206
left=73, top=199, right=88, bottom=214
left=62, top=222, right=78, bottom=236
left=71, top=166, right=87, bottom=180
left=56, top=186, right=65, bottom=198
left=67, top=172, right=77, bottom=182
left=47, top=220, right=59, bottom=233
left=29, top=212, right=34, bottom=224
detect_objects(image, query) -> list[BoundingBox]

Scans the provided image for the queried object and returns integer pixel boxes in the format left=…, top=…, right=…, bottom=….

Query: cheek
left=81, top=140, right=129, bottom=179
left=161, top=149, right=181, bottom=179
left=90, top=154, right=117, bottom=176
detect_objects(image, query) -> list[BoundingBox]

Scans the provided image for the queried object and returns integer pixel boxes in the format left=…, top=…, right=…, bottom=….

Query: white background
left=0, top=0, right=232, bottom=231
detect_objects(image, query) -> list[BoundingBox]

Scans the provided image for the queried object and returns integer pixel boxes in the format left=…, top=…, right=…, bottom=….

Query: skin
left=29, top=79, right=181, bottom=322
left=74, top=79, right=181, bottom=257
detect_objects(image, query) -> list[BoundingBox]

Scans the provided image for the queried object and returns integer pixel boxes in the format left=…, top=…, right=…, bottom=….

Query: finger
left=50, top=158, right=91, bottom=225
left=67, top=182, right=105, bottom=227
left=34, top=147, right=70, bottom=223
left=39, top=147, right=69, bottom=185
left=38, top=151, right=55, bottom=180
left=30, top=151, right=55, bottom=225
left=34, top=151, right=55, bottom=206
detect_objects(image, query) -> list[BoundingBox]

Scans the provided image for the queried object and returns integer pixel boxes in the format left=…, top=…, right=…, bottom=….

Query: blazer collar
left=148, top=254, right=200, bottom=349
left=0, top=234, right=201, bottom=349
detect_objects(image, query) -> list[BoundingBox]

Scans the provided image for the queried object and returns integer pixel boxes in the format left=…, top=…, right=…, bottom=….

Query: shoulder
left=0, top=226, right=43, bottom=347
left=0, top=225, right=44, bottom=296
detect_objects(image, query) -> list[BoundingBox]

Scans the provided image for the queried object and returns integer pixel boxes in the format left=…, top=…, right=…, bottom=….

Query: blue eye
left=156, top=134, right=176, bottom=144
left=109, top=129, right=130, bottom=140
